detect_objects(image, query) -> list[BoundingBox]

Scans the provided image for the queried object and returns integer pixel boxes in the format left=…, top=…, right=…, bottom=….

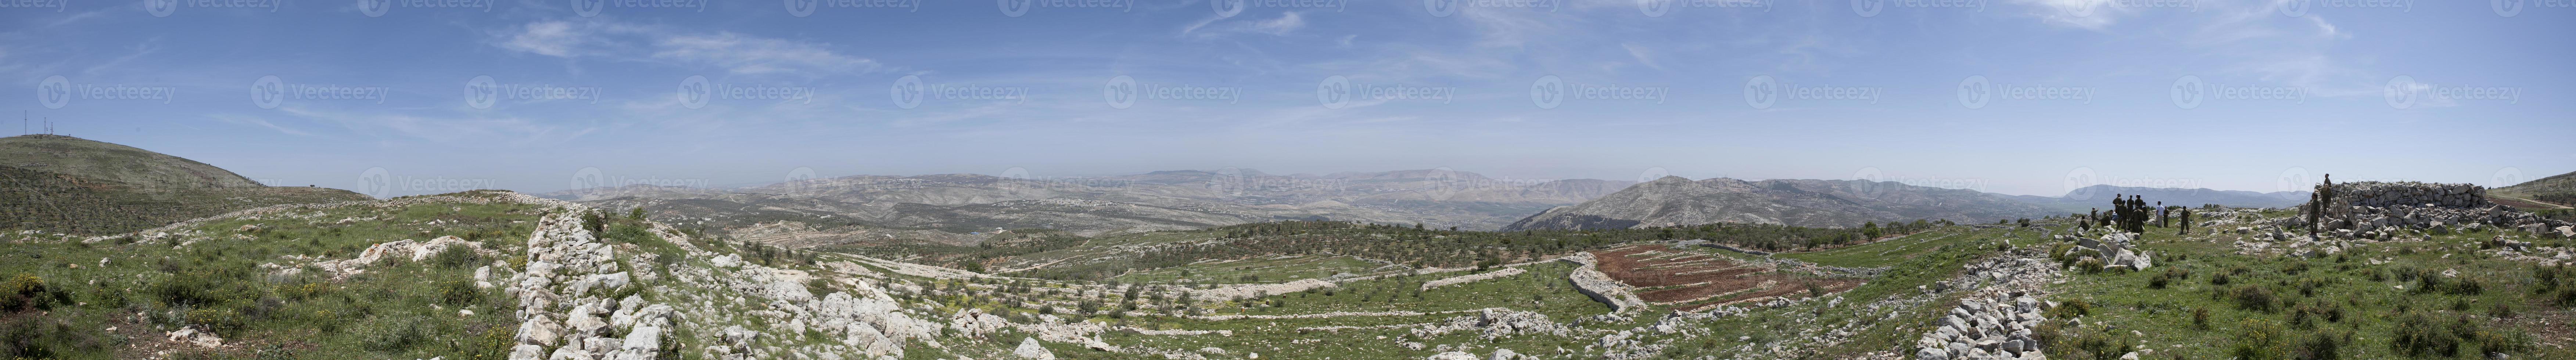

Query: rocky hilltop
left=1504, top=176, right=2055, bottom=230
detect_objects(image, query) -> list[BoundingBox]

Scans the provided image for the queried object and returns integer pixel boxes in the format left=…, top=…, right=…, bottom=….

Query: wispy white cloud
left=491, top=20, right=889, bottom=77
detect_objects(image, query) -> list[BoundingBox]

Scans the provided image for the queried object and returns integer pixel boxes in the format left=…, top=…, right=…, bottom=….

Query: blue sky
left=3, top=0, right=2570, bottom=198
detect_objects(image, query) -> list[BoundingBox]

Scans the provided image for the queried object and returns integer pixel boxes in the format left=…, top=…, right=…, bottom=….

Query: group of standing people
left=2083, top=194, right=2191, bottom=235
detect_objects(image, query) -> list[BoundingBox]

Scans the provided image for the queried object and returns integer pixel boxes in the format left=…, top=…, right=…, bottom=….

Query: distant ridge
left=1504, top=176, right=2054, bottom=230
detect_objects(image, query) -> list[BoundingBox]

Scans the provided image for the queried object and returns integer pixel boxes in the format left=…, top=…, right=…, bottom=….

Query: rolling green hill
left=0, top=134, right=264, bottom=189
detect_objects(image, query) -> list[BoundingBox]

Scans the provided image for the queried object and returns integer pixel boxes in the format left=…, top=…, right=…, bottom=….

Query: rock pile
left=1419, top=268, right=1524, bottom=290
left=1557, top=253, right=1647, bottom=313
left=1913, top=249, right=2063, bottom=360
left=2067, top=232, right=2152, bottom=270
left=2304, top=181, right=2569, bottom=238
left=504, top=212, right=674, bottom=360
left=1410, top=309, right=1575, bottom=340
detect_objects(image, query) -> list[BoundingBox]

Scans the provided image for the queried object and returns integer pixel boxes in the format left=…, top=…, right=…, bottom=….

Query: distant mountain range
left=542, top=168, right=1635, bottom=237
left=1504, top=179, right=2316, bottom=231
left=0, top=134, right=370, bottom=234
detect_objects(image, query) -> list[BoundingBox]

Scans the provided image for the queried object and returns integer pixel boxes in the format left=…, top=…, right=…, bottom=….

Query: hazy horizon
left=7, top=0, right=2570, bottom=198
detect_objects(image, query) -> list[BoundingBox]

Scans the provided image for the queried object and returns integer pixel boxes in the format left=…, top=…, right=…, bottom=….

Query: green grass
left=0, top=194, right=540, bottom=359
left=2034, top=221, right=2571, bottom=360
left=1112, top=255, right=1386, bottom=284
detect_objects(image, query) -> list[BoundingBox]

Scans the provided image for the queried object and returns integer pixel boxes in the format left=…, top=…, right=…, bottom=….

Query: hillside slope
left=1504, top=176, right=2053, bottom=230
left=0, top=134, right=264, bottom=188
left=0, top=135, right=370, bottom=235
left=2495, top=170, right=2576, bottom=206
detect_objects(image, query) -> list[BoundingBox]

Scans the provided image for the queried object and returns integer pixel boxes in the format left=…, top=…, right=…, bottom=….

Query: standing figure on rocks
left=2156, top=201, right=2166, bottom=228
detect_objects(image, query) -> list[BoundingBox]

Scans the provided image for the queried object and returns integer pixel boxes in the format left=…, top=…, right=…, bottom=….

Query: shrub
left=2191, top=307, right=2213, bottom=330
left=436, top=279, right=483, bottom=306
left=2233, top=285, right=2278, bottom=313
left=428, top=246, right=481, bottom=269
left=2293, top=330, right=2345, bottom=360
left=2211, top=273, right=2233, bottom=285
left=356, top=316, right=430, bottom=352
left=2148, top=273, right=2171, bottom=289
left=2389, top=312, right=2461, bottom=357
left=2232, top=319, right=2286, bottom=360
left=2046, top=298, right=2092, bottom=319
left=1, top=274, right=67, bottom=312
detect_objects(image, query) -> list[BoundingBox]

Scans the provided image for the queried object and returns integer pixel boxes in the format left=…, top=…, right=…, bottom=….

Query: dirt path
left=2492, top=194, right=2572, bottom=209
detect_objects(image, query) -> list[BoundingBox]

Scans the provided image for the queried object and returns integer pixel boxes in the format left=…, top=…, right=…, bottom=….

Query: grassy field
left=1111, top=254, right=1388, bottom=284
left=0, top=192, right=540, bottom=359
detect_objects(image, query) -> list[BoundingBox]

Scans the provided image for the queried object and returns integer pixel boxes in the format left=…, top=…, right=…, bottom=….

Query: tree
left=629, top=206, right=646, bottom=220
